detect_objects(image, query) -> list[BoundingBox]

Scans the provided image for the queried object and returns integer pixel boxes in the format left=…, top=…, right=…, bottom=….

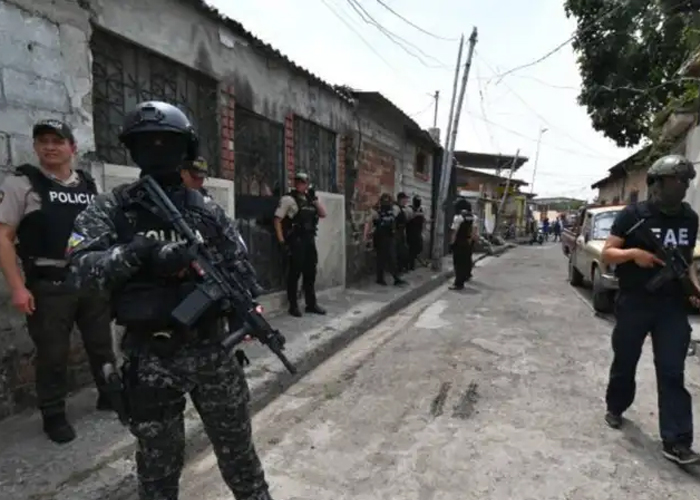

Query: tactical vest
left=406, top=206, right=424, bottom=235
left=617, top=201, right=697, bottom=295
left=15, top=164, right=97, bottom=267
left=111, top=184, right=221, bottom=333
left=395, top=205, right=408, bottom=230
left=373, top=205, right=395, bottom=237
left=454, top=211, right=474, bottom=245
left=283, top=190, right=318, bottom=240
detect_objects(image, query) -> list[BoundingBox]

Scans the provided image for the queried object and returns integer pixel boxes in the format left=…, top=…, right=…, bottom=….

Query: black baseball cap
left=183, top=157, right=209, bottom=178
left=32, top=119, right=75, bottom=143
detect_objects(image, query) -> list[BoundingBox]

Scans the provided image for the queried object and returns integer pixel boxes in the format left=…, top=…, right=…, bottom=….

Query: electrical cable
left=477, top=52, right=614, bottom=158
left=466, top=109, right=620, bottom=161
left=345, top=0, right=452, bottom=69
left=373, top=0, right=460, bottom=41
left=489, top=0, right=632, bottom=82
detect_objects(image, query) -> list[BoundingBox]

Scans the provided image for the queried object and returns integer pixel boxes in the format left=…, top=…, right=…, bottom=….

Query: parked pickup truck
left=567, top=204, right=700, bottom=312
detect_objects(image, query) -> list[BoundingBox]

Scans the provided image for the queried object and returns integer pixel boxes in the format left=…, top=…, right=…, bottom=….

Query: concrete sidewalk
left=0, top=247, right=513, bottom=500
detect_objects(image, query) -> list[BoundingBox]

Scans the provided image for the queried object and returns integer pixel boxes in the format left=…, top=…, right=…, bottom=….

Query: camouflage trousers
left=124, top=337, right=271, bottom=500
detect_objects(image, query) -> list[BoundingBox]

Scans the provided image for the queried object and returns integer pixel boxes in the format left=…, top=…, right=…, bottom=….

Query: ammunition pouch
left=113, top=282, right=197, bottom=332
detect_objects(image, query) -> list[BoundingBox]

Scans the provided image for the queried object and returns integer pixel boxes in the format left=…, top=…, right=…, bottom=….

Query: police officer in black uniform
left=66, top=101, right=276, bottom=499
left=364, top=193, right=407, bottom=286
left=602, top=154, right=700, bottom=466
left=274, top=172, right=327, bottom=317
left=395, top=192, right=411, bottom=272
left=449, top=196, right=478, bottom=290
left=406, top=194, right=425, bottom=270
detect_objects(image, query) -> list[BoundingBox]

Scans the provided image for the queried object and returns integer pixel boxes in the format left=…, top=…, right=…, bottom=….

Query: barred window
left=90, top=29, right=219, bottom=172
left=293, top=117, right=338, bottom=192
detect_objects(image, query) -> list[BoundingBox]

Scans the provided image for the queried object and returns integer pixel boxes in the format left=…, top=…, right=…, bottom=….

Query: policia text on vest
left=274, top=172, right=328, bottom=317
left=0, top=160, right=114, bottom=445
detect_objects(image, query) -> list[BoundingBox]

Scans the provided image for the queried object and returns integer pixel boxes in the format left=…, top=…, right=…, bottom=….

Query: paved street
left=178, top=242, right=700, bottom=499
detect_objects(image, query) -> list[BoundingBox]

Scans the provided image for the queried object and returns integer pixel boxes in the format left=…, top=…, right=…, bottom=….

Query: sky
left=209, top=0, right=636, bottom=200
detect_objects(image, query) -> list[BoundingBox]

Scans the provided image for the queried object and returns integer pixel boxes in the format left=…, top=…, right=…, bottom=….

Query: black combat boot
left=42, top=412, right=76, bottom=444
left=604, top=411, right=622, bottom=429
left=288, top=304, right=302, bottom=317
left=663, top=442, right=700, bottom=465
left=305, top=304, right=326, bottom=315
left=394, top=277, right=407, bottom=286
left=96, top=392, right=114, bottom=411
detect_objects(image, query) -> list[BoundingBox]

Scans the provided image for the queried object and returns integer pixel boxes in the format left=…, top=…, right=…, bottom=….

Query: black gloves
left=123, top=236, right=192, bottom=276
left=307, top=186, right=317, bottom=202
left=151, top=241, right=193, bottom=276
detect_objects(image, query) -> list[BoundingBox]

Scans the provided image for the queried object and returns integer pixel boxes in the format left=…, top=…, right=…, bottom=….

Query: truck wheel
left=592, top=266, right=614, bottom=313
left=568, top=255, right=584, bottom=286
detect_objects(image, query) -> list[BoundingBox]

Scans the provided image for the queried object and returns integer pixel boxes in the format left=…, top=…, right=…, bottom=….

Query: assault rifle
left=626, top=218, right=700, bottom=298
left=123, top=175, right=296, bottom=374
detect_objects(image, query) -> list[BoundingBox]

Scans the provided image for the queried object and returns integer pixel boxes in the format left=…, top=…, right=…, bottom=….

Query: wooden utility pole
left=431, top=27, right=478, bottom=270
left=432, top=90, right=440, bottom=128
left=494, top=149, right=520, bottom=237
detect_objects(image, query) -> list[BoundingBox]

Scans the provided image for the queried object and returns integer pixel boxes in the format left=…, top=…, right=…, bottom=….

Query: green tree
left=564, top=0, right=698, bottom=148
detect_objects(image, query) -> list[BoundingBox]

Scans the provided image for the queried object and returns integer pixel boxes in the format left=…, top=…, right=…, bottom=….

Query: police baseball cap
left=32, top=119, right=75, bottom=143
left=294, top=172, right=309, bottom=182
left=184, top=157, right=208, bottom=178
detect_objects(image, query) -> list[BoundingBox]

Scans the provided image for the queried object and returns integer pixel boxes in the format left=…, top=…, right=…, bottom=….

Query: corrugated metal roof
left=188, top=0, right=353, bottom=103
left=350, top=90, right=441, bottom=149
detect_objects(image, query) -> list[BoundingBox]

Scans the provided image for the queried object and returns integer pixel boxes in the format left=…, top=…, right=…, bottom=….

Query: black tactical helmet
left=379, top=193, right=392, bottom=204
left=412, top=195, right=422, bottom=206
left=119, top=101, right=198, bottom=174
left=454, top=196, right=471, bottom=212
left=646, top=154, right=696, bottom=186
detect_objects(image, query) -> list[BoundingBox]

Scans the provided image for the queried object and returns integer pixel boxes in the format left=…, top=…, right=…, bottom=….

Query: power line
left=345, top=0, right=450, bottom=69
left=318, top=0, right=397, bottom=71
left=474, top=59, right=499, bottom=152
left=467, top=109, right=620, bottom=161
left=489, top=0, right=632, bottom=82
left=477, top=53, right=613, bottom=158
left=373, top=0, right=460, bottom=41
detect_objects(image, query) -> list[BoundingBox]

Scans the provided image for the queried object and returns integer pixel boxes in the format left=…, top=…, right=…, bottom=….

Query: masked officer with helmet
left=450, top=196, right=478, bottom=290
left=406, top=194, right=426, bottom=270
left=0, top=119, right=115, bottom=444
left=66, top=101, right=276, bottom=500
left=364, top=193, right=407, bottom=286
left=602, top=154, right=700, bottom=466
left=274, top=171, right=327, bottom=317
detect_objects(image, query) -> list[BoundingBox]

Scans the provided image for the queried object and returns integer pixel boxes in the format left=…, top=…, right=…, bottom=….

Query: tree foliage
left=564, top=0, right=699, bottom=148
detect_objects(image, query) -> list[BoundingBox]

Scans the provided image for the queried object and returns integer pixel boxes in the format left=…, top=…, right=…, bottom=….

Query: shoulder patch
left=67, top=232, right=85, bottom=250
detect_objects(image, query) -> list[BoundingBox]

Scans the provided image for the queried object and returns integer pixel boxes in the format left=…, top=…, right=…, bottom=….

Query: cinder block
left=8, top=134, right=35, bottom=167
left=0, top=33, right=63, bottom=80
left=0, top=106, right=65, bottom=137
left=0, top=3, right=60, bottom=49
left=2, top=69, right=69, bottom=113
left=0, top=133, right=9, bottom=166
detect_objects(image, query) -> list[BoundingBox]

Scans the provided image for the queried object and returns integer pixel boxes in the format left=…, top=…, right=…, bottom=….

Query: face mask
left=129, top=132, right=189, bottom=182
left=650, top=177, right=689, bottom=214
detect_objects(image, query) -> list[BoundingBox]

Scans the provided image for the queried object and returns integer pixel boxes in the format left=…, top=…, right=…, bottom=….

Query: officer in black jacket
left=274, top=172, right=327, bottom=317
left=395, top=192, right=412, bottom=272
left=449, top=196, right=478, bottom=290
left=364, top=193, right=407, bottom=286
left=0, top=119, right=114, bottom=444
left=406, top=194, right=426, bottom=270
left=602, top=154, right=700, bottom=466
left=66, top=101, right=275, bottom=500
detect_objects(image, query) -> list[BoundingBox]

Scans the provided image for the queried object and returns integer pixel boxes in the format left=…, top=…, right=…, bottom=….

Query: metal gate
left=234, top=107, right=286, bottom=292
left=293, top=117, right=338, bottom=192
left=90, top=29, right=219, bottom=170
